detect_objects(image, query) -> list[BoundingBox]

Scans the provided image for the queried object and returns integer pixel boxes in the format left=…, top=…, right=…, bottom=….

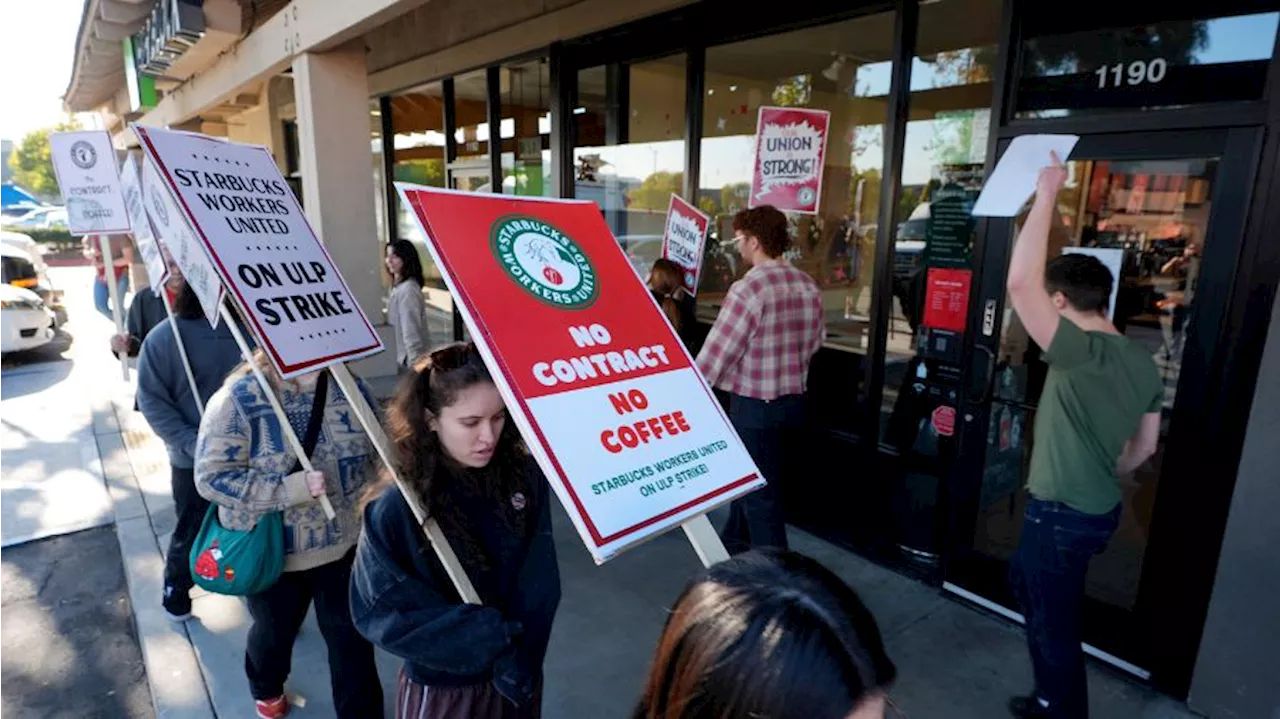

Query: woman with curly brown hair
left=350, top=342, right=561, bottom=718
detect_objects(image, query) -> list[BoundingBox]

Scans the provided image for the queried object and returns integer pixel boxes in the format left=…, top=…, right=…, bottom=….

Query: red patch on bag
left=224, top=566, right=236, bottom=582
left=194, top=541, right=222, bottom=581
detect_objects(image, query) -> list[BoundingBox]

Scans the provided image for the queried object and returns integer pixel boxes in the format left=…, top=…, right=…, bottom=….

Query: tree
left=9, top=120, right=81, bottom=199
left=627, top=170, right=683, bottom=211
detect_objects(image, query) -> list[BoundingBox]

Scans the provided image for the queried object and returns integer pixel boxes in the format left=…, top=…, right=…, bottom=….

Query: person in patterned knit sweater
left=194, top=350, right=383, bottom=719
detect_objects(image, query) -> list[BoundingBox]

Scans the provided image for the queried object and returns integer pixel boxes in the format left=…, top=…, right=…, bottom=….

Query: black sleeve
left=492, top=467, right=561, bottom=704
left=349, top=492, right=516, bottom=677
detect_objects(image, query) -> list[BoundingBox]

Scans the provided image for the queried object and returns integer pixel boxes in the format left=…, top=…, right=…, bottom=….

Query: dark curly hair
left=732, top=206, right=791, bottom=258
left=364, top=343, right=527, bottom=519
left=1046, top=253, right=1113, bottom=316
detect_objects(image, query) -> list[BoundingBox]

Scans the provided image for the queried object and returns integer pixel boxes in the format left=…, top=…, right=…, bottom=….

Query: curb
left=96, top=392, right=217, bottom=719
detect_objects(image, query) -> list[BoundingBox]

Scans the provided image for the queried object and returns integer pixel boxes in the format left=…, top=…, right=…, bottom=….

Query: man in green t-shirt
left=1005, top=154, right=1162, bottom=719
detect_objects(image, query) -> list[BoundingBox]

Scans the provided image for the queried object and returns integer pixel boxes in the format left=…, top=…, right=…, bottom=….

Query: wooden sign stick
left=97, top=234, right=130, bottom=381
left=159, top=290, right=203, bottom=414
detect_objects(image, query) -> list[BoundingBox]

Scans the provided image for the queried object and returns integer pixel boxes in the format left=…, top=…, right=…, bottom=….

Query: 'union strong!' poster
left=397, top=186, right=764, bottom=563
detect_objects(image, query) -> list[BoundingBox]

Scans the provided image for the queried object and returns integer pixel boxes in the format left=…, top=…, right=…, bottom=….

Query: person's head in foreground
left=634, top=549, right=896, bottom=719
left=1045, top=253, right=1113, bottom=321
left=732, top=206, right=791, bottom=266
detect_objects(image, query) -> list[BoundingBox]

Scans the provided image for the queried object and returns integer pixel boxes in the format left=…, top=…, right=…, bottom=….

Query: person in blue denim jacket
left=351, top=343, right=561, bottom=718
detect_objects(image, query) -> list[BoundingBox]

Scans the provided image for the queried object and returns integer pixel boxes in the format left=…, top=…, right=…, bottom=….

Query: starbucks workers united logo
left=491, top=215, right=598, bottom=309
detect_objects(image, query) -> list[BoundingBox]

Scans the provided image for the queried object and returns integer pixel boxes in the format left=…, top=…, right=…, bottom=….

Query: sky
left=0, top=0, right=97, bottom=142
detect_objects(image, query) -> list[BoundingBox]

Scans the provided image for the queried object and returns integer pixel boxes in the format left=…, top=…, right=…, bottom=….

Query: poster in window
left=749, top=107, right=830, bottom=214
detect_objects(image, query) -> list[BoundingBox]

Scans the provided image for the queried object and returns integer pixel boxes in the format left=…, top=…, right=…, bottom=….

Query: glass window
left=880, top=0, right=1000, bottom=442
left=698, top=14, right=894, bottom=432
left=1016, top=10, right=1280, bottom=118
left=500, top=59, right=552, bottom=197
left=575, top=55, right=687, bottom=279
left=451, top=70, right=491, bottom=191
left=389, top=80, right=454, bottom=347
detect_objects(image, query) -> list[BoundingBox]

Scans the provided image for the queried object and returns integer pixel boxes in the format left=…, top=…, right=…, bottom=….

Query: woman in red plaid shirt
left=696, top=206, right=825, bottom=553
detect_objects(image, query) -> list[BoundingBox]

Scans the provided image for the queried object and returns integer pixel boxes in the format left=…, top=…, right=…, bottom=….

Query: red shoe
left=255, top=696, right=289, bottom=719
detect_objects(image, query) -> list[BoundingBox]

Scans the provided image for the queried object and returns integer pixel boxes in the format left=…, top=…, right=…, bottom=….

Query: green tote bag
left=188, top=371, right=329, bottom=596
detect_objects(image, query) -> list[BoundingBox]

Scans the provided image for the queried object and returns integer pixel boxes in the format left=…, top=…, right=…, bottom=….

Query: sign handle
left=159, top=290, right=203, bottom=414
left=98, top=234, right=129, bottom=381
left=680, top=514, right=730, bottom=567
left=218, top=302, right=337, bottom=521
left=327, top=362, right=482, bottom=605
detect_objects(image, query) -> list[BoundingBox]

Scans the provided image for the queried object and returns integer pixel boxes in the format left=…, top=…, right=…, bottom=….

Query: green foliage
left=627, top=171, right=683, bottom=211
left=8, top=120, right=82, bottom=199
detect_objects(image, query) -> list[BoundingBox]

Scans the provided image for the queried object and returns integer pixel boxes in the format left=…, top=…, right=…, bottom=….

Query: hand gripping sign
left=749, top=107, right=831, bottom=214
left=397, top=185, right=766, bottom=564
left=661, top=194, right=710, bottom=296
left=137, top=126, right=481, bottom=603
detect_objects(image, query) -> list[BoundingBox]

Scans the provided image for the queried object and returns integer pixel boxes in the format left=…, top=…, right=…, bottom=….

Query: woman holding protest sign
left=351, top=342, right=561, bottom=719
left=194, top=354, right=383, bottom=719
left=386, top=239, right=429, bottom=369
left=648, top=258, right=699, bottom=353
left=633, top=549, right=897, bottom=719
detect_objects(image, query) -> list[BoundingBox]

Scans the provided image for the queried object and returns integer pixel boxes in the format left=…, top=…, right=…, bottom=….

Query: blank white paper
left=972, top=134, right=1080, bottom=217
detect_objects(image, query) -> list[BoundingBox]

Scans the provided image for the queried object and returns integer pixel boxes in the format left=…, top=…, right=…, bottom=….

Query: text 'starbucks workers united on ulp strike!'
left=399, top=186, right=766, bottom=562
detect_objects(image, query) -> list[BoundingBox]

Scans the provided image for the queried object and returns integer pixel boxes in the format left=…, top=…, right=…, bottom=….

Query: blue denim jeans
left=94, top=272, right=130, bottom=321
left=1010, top=498, right=1120, bottom=719
left=720, top=393, right=804, bottom=554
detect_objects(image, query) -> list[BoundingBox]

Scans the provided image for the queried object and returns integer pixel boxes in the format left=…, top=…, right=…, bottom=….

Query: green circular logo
left=490, top=214, right=599, bottom=309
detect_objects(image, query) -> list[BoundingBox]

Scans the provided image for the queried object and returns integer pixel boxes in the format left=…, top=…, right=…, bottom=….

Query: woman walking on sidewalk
left=195, top=352, right=383, bottom=719
left=385, top=239, right=429, bottom=370
left=135, top=274, right=242, bottom=621
left=351, top=343, right=561, bottom=718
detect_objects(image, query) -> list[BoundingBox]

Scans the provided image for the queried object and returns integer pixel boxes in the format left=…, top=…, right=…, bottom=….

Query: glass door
left=945, top=128, right=1258, bottom=683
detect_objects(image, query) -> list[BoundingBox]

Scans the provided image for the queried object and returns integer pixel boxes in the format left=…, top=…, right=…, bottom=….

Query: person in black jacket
left=350, top=342, right=560, bottom=719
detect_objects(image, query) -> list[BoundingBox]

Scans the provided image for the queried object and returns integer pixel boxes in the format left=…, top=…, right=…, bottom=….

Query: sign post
left=398, top=185, right=766, bottom=565
left=135, top=126, right=480, bottom=601
left=661, top=194, right=710, bottom=296
left=121, top=154, right=203, bottom=411
left=49, top=130, right=133, bottom=380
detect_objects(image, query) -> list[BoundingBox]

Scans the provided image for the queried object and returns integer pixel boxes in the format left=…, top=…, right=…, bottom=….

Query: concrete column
left=292, top=43, right=396, bottom=379
left=1188, top=287, right=1280, bottom=717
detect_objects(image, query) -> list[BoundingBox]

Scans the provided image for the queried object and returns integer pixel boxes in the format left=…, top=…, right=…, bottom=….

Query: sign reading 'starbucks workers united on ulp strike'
left=397, top=186, right=765, bottom=563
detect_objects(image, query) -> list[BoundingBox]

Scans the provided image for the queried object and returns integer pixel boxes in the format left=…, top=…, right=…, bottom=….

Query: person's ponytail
left=661, top=294, right=682, bottom=333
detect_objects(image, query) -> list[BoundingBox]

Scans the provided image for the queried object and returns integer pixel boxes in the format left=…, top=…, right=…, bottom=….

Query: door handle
left=973, top=344, right=996, bottom=405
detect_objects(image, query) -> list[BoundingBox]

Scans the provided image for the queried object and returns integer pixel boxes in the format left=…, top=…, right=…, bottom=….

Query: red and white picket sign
left=398, top=185, right=764, bottom=563
left=749, top=106, right=831, bottom=214
left=661, top=194, right=710, bottom=296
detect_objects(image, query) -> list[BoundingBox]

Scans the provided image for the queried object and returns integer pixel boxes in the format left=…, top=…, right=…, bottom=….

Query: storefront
left=64, top=0, right=1280, bottom=707
left=367, top=0, right=1280, bottom=697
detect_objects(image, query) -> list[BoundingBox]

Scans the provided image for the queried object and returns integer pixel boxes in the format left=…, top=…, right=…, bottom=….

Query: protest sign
left=749, top=107, right=830, bottom=214
left=49, top=131, right=131, bottom=235
left=142, top=158, right=223, bottom=326
left=972, top=134, right=1079, bottom=217
left=120, top=155, right=169, bottom=293
left=398, top=185, right=764, bottom=563
left=661, top=194, right=710, bottom=295
left=134, top=125, right=383, bottom=378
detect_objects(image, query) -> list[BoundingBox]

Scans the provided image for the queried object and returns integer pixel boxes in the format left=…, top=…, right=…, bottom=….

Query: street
left=2, top=266, right=153, bottom=718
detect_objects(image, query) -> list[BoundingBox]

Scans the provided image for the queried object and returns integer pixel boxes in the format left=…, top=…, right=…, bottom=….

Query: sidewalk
left=94, top=390, right=1198, bottom=718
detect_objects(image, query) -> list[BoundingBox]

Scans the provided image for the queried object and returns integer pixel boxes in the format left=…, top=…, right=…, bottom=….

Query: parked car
left=0, top=283, right=56, bottom=354
left=9, top=206, right=67, bottom=230
left=2, top=231, right=50, bottom=281
left=1, top=203, right=42, bottom=221
left=1, top=243, right=64, bottom=327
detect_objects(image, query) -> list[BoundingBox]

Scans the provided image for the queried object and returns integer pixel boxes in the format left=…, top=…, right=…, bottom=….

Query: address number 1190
left=1095, top=58, right=1168, bottom=88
